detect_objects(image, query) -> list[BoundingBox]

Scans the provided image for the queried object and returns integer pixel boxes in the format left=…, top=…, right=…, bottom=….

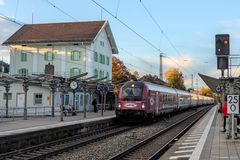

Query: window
left=44, top=51, right=54, bottom=61
left=99, top=54, right=105, bottom=64
left=71, top=50, right=81, bottom=61
left=34, top=93, right=42, bottom=105
left=21, top=52, right=27, bottom=61
left=106, top=57, right=110, bottom=65
left=94, top=52, right=98, bottom=62
left=106, top=72, right=109, bottom=80
left=3, top=93, right=12, bottom=100
left=100, top=41, right=104, bottom=47
left=18, top=68, right=28, bottom=76
left=94, top=69, right=98, bottom=79
left=70, top=68, right=81, bottom=77
left=99, top=54, right=102, bottom=63
left=99, top=70, right=102, bottom=78
left=102, top=55, right=105, bottom=64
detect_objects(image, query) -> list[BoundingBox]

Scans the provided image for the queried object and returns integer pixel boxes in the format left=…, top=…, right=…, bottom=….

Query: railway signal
left=215, top=34, right=230, bottom=56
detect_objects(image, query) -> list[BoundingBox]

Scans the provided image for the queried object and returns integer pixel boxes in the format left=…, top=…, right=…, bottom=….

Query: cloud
left=0, top=0, right=4, bottom=5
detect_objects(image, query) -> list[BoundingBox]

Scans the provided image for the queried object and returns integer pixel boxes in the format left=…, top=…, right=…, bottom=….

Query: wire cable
left=43, top=0, right=78, bottom=21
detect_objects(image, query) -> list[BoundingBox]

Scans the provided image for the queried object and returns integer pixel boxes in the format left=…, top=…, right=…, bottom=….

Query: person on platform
left=92, top=98, right=98, bottom=113
left=222, top=96, right=228, bottom=132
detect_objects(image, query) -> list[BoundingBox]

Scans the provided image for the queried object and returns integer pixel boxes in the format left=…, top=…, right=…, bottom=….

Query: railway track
left=110, top=107, right=211, bottom=160
left=0, top=124, right=135, bottom=160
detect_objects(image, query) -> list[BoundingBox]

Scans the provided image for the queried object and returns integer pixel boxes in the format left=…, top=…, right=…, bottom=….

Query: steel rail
left=109, top=106, right=212, bottom=160
left=0, top=124, right=133, bottom=160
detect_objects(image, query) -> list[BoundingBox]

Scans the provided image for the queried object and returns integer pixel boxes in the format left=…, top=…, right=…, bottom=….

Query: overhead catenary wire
left=90, top=0, right=202, bottom=78
left=139, top=0, right=183, bottom=58
left=41, top=0, right=195, bottom=77
left=139, top=0, right=200, bottom=76
left=91, top=0, right=162, bottom=53
left=1, top=0, right=197, bottom=79
left=43, top=0, right=78, bottom=21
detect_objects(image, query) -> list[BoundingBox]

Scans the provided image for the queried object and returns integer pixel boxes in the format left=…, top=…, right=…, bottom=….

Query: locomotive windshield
left=121, top=82, right=143, bottom=101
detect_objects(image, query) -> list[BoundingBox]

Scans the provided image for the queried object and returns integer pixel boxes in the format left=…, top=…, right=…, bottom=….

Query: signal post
left=215, top=34, right=240, bottom=139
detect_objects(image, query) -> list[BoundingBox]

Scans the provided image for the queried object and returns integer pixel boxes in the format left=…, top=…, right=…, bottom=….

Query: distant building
left=1, top=21, right=118, bottom=116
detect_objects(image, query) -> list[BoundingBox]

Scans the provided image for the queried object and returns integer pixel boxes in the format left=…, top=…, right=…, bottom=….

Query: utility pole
left=159, top=53, right=163, bottom=80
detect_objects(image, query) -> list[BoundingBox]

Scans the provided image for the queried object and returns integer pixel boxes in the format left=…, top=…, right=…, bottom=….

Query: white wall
left=0, top=82, right=51, bottom=116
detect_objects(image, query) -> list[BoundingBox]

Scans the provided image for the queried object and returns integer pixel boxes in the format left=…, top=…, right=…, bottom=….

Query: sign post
left=227, top=95, right=239, bottom=139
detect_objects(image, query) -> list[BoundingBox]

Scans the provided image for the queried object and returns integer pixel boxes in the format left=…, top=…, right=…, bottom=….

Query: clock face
left=70, top=81, right=78, bottom=90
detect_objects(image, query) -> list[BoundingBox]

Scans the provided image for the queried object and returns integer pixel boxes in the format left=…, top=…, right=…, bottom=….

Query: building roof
left=2, top=20, right=118, bottom=54
left=198, top=73, right=219, bottom=93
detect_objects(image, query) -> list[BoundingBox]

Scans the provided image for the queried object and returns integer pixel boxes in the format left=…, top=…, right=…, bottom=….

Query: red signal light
left=223, top=40, right=228, bottom=45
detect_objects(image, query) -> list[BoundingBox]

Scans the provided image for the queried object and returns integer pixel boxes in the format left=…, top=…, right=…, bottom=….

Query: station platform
left=0, top=111, right=115, bottom=136
left=160, top=106, right=240, bottom=160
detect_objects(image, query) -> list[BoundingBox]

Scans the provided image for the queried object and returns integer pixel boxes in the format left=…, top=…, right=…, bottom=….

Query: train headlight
left=142, top=103, right=145, bottom=109
left=118, top=103, right=121, bottom=108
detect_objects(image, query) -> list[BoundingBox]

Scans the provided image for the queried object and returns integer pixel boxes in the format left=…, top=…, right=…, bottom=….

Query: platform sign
left=227, top=95, right=239, bottom=114
left=215, top=84, right=224, bottom=93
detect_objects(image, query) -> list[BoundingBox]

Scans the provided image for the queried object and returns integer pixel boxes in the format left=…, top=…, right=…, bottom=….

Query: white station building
left=0, top=20, right=118, bottom=117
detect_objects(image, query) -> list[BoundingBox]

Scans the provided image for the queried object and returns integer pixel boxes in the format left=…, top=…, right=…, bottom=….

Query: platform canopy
left=198, top=73, right=219, bottom=93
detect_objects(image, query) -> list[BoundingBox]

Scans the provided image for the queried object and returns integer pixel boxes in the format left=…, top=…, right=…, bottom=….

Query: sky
left=0, top=0, right=240, bottom=89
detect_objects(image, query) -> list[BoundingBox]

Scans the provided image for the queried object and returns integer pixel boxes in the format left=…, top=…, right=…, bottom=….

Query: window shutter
left=44, top=52, right=48, bottom=61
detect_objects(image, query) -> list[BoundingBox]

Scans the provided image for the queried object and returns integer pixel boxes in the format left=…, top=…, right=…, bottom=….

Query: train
left=115, top=81, right=214, bottom=121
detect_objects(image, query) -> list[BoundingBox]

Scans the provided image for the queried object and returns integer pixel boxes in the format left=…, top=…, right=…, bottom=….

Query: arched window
left=71, top=50, right=81, bottom=61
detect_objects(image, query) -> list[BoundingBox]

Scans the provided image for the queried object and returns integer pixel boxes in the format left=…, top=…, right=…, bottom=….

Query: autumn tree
left=165, top=68, right=186, bottom=90
left=112, top=56, right=137, bottom=83
left=198, top=87, right=213, bottom=97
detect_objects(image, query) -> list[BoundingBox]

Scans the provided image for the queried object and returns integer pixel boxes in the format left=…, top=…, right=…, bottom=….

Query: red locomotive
left=116, top=81, right=214, bottom=121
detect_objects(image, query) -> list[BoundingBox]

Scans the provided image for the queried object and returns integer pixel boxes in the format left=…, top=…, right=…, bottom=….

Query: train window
left=122, top=86, right=142, bottom=101
left=167, top=95, right=171, bottom=102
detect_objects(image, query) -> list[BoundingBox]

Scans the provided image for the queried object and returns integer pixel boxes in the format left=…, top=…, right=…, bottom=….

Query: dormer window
left=71, top=50, right=81, bottom=61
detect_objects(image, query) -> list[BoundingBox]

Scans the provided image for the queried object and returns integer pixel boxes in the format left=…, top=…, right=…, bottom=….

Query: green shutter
left=44, top=52, right=48, bottom=61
